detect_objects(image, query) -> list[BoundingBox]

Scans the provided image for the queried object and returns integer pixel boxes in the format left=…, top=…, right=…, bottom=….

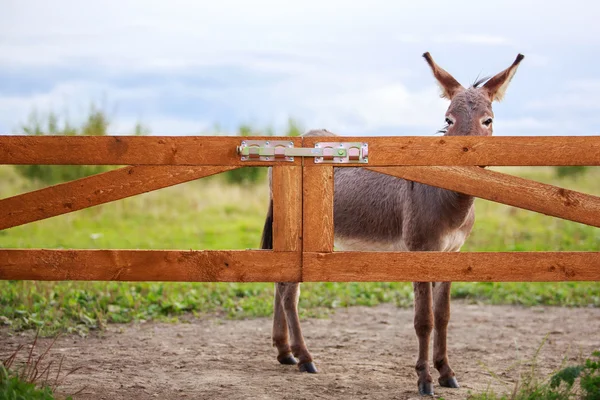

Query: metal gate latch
left=236, top=140, right=368, bottom=164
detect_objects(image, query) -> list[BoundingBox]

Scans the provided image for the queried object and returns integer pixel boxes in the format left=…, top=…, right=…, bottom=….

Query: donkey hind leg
left=279, top=282, right=317, bottom=373
left=272, top=283, right=296, bottom=365
left=433, top=282, right=459, bottom=388
left=414, top=282, right=434, bottom=396
left=262, top=200, right=315, bottom=372
left=261, top=201, right=297, bottom=366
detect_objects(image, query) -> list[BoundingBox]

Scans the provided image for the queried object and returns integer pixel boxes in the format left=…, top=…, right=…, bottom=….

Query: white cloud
left=298, top=84, right=447, bottom=134
left=2, top=0, right=599, bottom=70
left=432, top=34, right=510, bottom=46
left=394, top=34, right=423, bottom=44
left=0, top=81, right=150, bottom=124
left=527, top=96, right=600, bottom=111
left=0, top=80, right=212, bottom=134
left=113, top=116, right=210, bottom=135
left=525, top=53, right=551, bottom=68
left=1, top=0, right=600, bottom=137
left=493, top=117, right=551, bottom=135
left=494, top=116, right=600, bottom=136
left=525, top=80, right=600, bottom=111
left=566, top=79, right=600, bottom=91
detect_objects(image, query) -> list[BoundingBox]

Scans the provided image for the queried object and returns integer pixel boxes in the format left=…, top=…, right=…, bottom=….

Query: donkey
left=260, top=52, right=524, bottom=396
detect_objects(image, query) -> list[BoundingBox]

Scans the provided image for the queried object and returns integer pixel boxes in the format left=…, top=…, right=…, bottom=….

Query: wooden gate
left=1, top=135, right=599, bottom=282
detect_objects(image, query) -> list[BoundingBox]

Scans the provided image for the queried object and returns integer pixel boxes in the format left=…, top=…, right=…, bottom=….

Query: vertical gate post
left=302, top=165, right=335, bottom=255
left=272, top=166, right=303, bottom=252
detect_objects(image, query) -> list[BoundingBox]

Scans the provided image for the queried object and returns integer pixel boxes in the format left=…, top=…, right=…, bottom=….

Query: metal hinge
left=236, top=140, right=369, bottom=164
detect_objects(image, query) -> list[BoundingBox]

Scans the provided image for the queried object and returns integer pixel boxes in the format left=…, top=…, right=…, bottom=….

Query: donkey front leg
left=277, top=282, right=317, bottom=373
left=413, top=282, right=434, bottom=396
left=433, top=282, right=459, bottom=388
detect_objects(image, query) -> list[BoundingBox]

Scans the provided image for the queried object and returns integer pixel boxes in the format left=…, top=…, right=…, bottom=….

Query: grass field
left=1, top=165, right=599, bottom=335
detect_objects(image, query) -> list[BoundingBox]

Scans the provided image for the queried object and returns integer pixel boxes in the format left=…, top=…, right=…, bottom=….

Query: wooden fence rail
left=369, top=166, right=600, bottom=228
left=0, top=165, right=239, bottom=230
left=1, top=135, right=599, bottom=283
left=3, top=136, right=600, bottom=165
left=0, top=249, right=301, bottom=282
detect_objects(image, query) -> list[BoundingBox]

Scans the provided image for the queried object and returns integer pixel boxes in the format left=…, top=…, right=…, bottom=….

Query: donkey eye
left=445, top=118, right=454, bottom=125
left=483, top=118, right=493, bottom=126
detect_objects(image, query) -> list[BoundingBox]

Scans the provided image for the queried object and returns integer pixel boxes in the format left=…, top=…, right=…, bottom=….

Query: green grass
left=467, top=345, right=600, bottom=400
left=463, top=167, right=600, bottom=252
left=1, top=333, right=74, bottom=400
left=0, top=367, right=65, bottom=400
left=1, top=165, right=599, bottom=335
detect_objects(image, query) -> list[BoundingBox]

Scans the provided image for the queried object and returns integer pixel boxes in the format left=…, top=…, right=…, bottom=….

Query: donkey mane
left=471, top=76, right=491, bottom=88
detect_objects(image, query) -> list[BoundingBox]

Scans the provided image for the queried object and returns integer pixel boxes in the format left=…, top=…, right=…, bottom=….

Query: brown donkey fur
left=260, top=52, right=524, bottom=396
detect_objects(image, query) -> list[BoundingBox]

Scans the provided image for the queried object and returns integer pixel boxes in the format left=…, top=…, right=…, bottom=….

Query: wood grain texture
left=303, top=166, right=334, bottom=253
left=302, top=136, right=600, bottom=166
left=303, top=252, right=600, bottom=282
left=0, top=165, right=238, bottom=230
left=3, top=136, right=600, bottom=166
left=0, top=136, right=302, bottom=166
left=3, top=249, right=597, bottom=282
left=369, top=166, right=600, bottom=228
left=0, top=250, right=301, bottom=282
left=272, top=166, right=302, bottom=252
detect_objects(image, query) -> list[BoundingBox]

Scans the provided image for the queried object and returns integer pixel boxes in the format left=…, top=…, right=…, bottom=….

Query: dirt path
left=2, top=302, right=599, bottom=400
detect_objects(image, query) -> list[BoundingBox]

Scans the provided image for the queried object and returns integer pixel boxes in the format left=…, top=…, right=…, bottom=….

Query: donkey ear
left=483, top=54, right=524, bottom=102
left=423, top=52, right=463, bottom=99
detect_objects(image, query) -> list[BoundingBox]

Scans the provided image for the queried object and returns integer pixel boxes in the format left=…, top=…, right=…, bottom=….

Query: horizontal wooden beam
left=303, top=252, right=600, bottom=282
left=2, top=249, right=598, bottom=283
left=2, top=136, right=600, bottom=166
left=369, top=166, right=600, bottom=228
left=0, top=165, right=238, bottom=230
left=0, top=136, right=302, bottom=166
left=302, top=136, right=600, bottom=166
left=0, top=250, right=301, bottom=282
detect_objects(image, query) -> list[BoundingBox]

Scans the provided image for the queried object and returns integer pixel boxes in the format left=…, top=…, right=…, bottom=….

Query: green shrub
left=285, top=117, right=303, bottom=137
left=14, top=107, right=149, bottom=185
left=0, top=367, right=65, bottom=400
left=223, top=119, right=305, bottom=185
left=223, top=124, right=267, bottom=185
left=468, top=350, right=600, bottom=400
left=555, top=166, right=588, bottom=179
left=556, top=351, right=600, bottom=400
left=1, top=334, right=74, bottom=400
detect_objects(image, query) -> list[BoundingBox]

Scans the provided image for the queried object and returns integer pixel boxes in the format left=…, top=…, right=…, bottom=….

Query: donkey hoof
left=298, top=362, right=318, bottom=373
left=418, top=381, right=434, bottom=396
left=278, top=354, right=298, bottom=365
left=439, top=376, right=460, bottom=388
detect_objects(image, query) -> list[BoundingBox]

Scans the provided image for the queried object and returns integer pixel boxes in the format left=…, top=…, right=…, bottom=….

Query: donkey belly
left=335, top=234, right=466, bottom=252
left=335, top=236, right=409, bottom=252
left=332, top=168, right=473, bottom=253
left=333, top=168, right=407, bottom=251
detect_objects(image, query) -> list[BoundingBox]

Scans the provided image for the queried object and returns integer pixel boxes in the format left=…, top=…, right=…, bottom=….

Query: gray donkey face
left=423, top=52, right=524, bottom=137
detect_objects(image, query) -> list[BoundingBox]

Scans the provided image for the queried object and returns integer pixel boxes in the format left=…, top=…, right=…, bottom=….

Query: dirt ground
left=1, top=302, right=599, bottom=400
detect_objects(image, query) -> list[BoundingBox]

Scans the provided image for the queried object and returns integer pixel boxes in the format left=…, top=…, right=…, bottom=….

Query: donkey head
left=423, top=52, right=524, bottom=136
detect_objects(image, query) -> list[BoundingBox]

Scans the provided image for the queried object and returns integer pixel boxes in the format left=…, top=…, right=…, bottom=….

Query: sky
left=1, top=0, right=599, bottom=137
